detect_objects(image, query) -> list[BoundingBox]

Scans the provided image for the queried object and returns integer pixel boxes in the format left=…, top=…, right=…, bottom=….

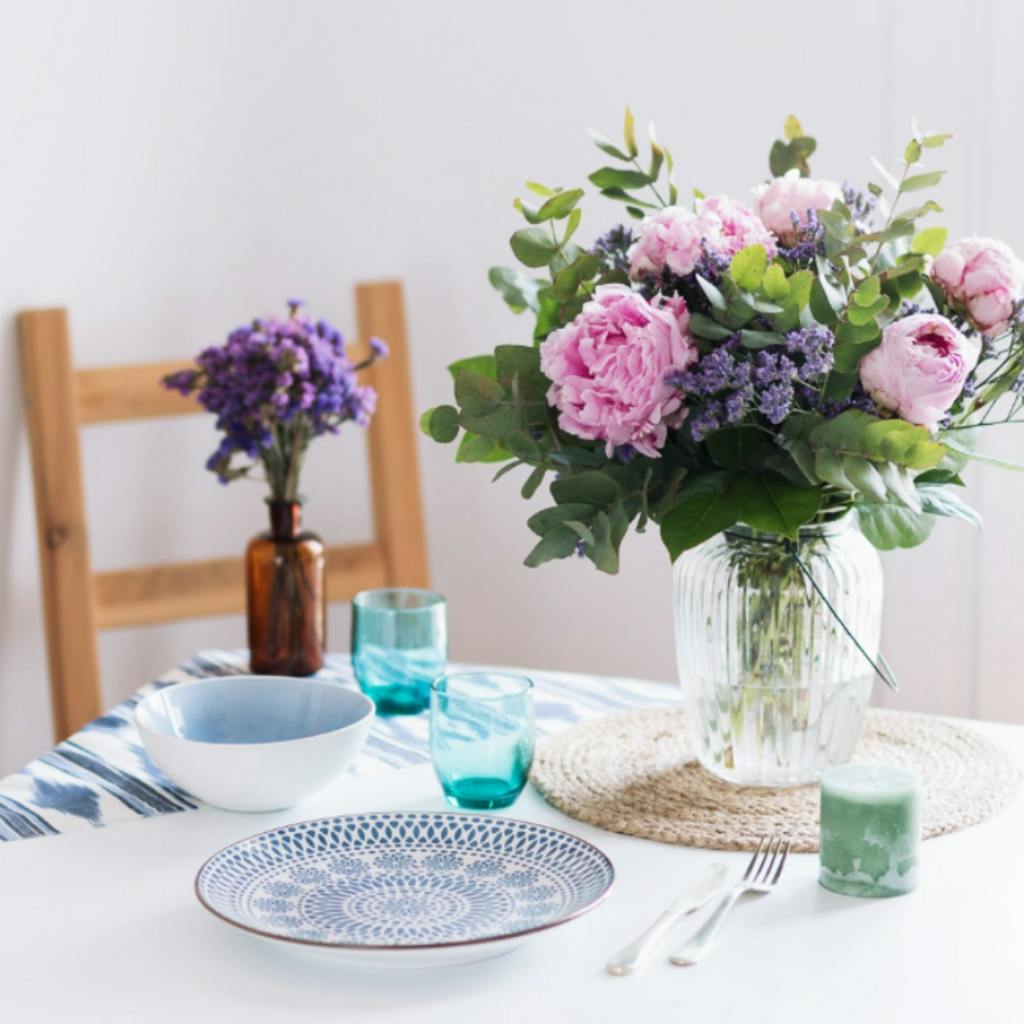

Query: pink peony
left=931, top=237, right=1024, bottom=336
left=627, top=206, right=705, bottom=278
left=697, top=194, right=777, bottom=260
left=539, top=285, right=698, bottom=457
left=753, top=169, right=842, bottom=243
left=859, top=314, right=980, bottom=429
left=628, top=198, right=776, bottom=279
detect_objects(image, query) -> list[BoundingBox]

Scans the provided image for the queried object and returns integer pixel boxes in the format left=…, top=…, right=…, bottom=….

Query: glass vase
left=672, top=518, right=882, bottom=787
left=246, top=501, right=326, bottom=676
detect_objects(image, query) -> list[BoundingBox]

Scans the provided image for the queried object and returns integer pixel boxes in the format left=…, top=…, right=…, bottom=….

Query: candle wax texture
left=819, top=763, right=921, bottom=898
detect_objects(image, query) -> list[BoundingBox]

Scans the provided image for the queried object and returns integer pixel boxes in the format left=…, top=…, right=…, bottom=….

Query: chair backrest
left=18, top=281, right=429, bottom=740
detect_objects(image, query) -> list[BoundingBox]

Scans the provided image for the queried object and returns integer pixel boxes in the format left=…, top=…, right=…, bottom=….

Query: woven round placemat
left=531, top=706, right=1021, bottom=852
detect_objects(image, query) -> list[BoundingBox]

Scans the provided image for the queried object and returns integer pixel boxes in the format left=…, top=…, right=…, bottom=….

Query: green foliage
left=510, top=228, right=559, bottom=267
left=419, top=405, right=459, bottom=443
left=488, top=267, right=542, bottom=314
left=911, top=226, right=948, bottom=257
left=585, top=107, right=678, bottom=211
left=660, top=473, right=739, bottom=558
left=782, top=411, right=948, bottom=516
left=732, top=474, right=822, bottom=537
left=769, top=115, right=817, bottom=177
left=857, top=503, right=937, bottom=549
left=425, top=111, right=978, bottom=574
left=730, top=245, right=768, bottom=291
left=943, top=436, right=1024, bottom=472
left=660, top=469, right=822, bottom=559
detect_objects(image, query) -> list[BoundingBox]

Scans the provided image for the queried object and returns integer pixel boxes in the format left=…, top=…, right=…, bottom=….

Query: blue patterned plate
left=195, top=811, right=614, bottom=968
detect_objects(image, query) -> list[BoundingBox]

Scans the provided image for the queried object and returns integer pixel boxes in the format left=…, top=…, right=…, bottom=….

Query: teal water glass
left=429, top=673, right=534, bottom=810
left=351, top=589, right=447, bottom=715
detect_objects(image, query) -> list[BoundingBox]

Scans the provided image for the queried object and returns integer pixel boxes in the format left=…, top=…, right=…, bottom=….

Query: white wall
left=2, top=0, right=1022, bottom=773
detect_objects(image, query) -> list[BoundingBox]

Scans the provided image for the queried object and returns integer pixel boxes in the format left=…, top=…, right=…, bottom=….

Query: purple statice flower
left=817, top=385, right=878, bottom=419
left=758, top=381, right=795, bottom=424
left=783, top=323, right=835, bottom=383
left=667, top=321, right=841, bottom=440
left=592, top=225, right=635, bottom=274
left=899, top=301, right=926, bottom=317
left=689, top=403, right=723, bottom=442
left=694, top=239, right=730, bottom=284
left=842, top=181, right=877, bottom=233
left=163, top=301, right=386, bottom=496
left=723, top=386, right=754, bottom=424
left=777, top=209, right=824, bottom=263
left=614, top=444, right=637, bottom=464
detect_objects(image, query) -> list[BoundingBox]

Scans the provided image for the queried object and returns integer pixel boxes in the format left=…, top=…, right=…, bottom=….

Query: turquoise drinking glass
left=429, top=673, right=535, bottom=810
left=351, top=589, right=447, bottom=715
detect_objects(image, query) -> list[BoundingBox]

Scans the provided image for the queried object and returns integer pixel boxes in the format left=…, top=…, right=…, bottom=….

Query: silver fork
left=668, top=835, right=790, bottom=966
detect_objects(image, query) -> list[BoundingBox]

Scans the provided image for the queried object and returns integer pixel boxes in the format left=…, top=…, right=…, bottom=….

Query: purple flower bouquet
left=165, top=300, right=387, bottom=676
left=164, top=300, right=386, bottom=502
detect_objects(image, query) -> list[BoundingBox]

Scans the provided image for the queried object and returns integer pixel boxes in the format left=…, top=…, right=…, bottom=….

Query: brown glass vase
left=246, top=501, right=326, bottom=676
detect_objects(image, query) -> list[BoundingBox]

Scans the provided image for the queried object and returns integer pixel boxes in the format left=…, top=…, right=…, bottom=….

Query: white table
left=2, top=720, right=1021, bottom=1023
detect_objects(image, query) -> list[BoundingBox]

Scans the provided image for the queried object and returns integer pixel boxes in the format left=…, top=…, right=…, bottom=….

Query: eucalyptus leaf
left=689, top=313, right=735, bottom=340
left=911, top=226, right=948, bottom=256
left=762, top=263, right=790, bottom=300
left=510, top=227, right=559, bottom=268
left=520, top=464, right=547, bottom=499
left=900, top=170, right=945, bottom=192
left=419, top=405, right=459, bottom=443
left=917, top=485, right=982, bottom=527
left=857, top=502, right=936, bottom=550
left=537, top=188, right=585, bottom=222
left=739, top=329, right=786, bottom=349
left=527, top=502, right=596, bottom=536
left=523, top=524, right=580, bottom=567
left=943, top=437, right=1024, bottom=471
left=488, top=267, right=542, bottom=314
left=730, top=245, right=768, bottom=291
left=550, top=470, right=621, bottom=507
left=583, top=510, right=618, bottom=574
left=588, top=167, right=651, bottom=190
left=588, top=130, right=631, bottom=161
left=448, top=354, right=496, bottom=380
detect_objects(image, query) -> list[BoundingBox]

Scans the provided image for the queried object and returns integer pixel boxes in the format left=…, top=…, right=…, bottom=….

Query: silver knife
left=606, top=863, right=728, bottom=976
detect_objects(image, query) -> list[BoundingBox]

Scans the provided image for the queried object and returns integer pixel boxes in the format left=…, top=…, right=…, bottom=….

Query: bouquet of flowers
left=423, top=111, right=1024, bottom=572
left=164, top=299, right=387, bottom=500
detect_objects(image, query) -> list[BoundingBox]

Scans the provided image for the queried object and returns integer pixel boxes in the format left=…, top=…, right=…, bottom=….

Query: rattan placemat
left=531, top=706, right=1021, bottom=852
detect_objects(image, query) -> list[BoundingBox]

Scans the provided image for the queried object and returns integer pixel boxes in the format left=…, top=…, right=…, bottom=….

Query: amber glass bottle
left=246, top=501, right=325, bottom=675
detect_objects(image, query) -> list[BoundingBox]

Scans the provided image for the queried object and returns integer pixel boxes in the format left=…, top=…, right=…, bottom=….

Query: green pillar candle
left=819, top=764, right=921, bottom=898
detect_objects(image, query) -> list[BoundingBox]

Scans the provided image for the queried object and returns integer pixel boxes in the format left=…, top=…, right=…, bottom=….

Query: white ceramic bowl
left=135, top=676, right=375, bottom=812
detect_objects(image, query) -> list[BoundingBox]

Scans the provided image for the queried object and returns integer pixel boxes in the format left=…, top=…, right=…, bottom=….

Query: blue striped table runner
left=0, top=651, right=676, bottom=842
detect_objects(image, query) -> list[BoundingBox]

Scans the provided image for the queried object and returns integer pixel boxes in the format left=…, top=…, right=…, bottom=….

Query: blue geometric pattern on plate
left=195, top=811, right=614, bottom=948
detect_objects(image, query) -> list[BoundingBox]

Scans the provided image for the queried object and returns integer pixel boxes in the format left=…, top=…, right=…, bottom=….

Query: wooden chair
left=18, top=281, right=429, bottom=741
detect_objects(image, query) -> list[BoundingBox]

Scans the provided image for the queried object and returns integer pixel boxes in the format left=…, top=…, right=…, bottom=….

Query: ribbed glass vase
left=672, top=518, right=883, bottom=787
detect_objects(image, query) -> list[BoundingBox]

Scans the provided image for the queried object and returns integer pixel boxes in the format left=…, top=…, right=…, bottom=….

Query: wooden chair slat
left=76, top=360, right=201, bottom=424
left=17, top=309, right=104, bottom=736
left=357, top=281, right=430, bottom=588
left=94, top=543, right=388, bottom=630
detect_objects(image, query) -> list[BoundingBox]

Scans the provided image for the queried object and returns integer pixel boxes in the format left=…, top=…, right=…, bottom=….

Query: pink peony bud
left=753, top=170, right=842, bottom=243
left=931, top=237, right=1024, bottom=336
left=859, top=314, right=980, bottom=429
